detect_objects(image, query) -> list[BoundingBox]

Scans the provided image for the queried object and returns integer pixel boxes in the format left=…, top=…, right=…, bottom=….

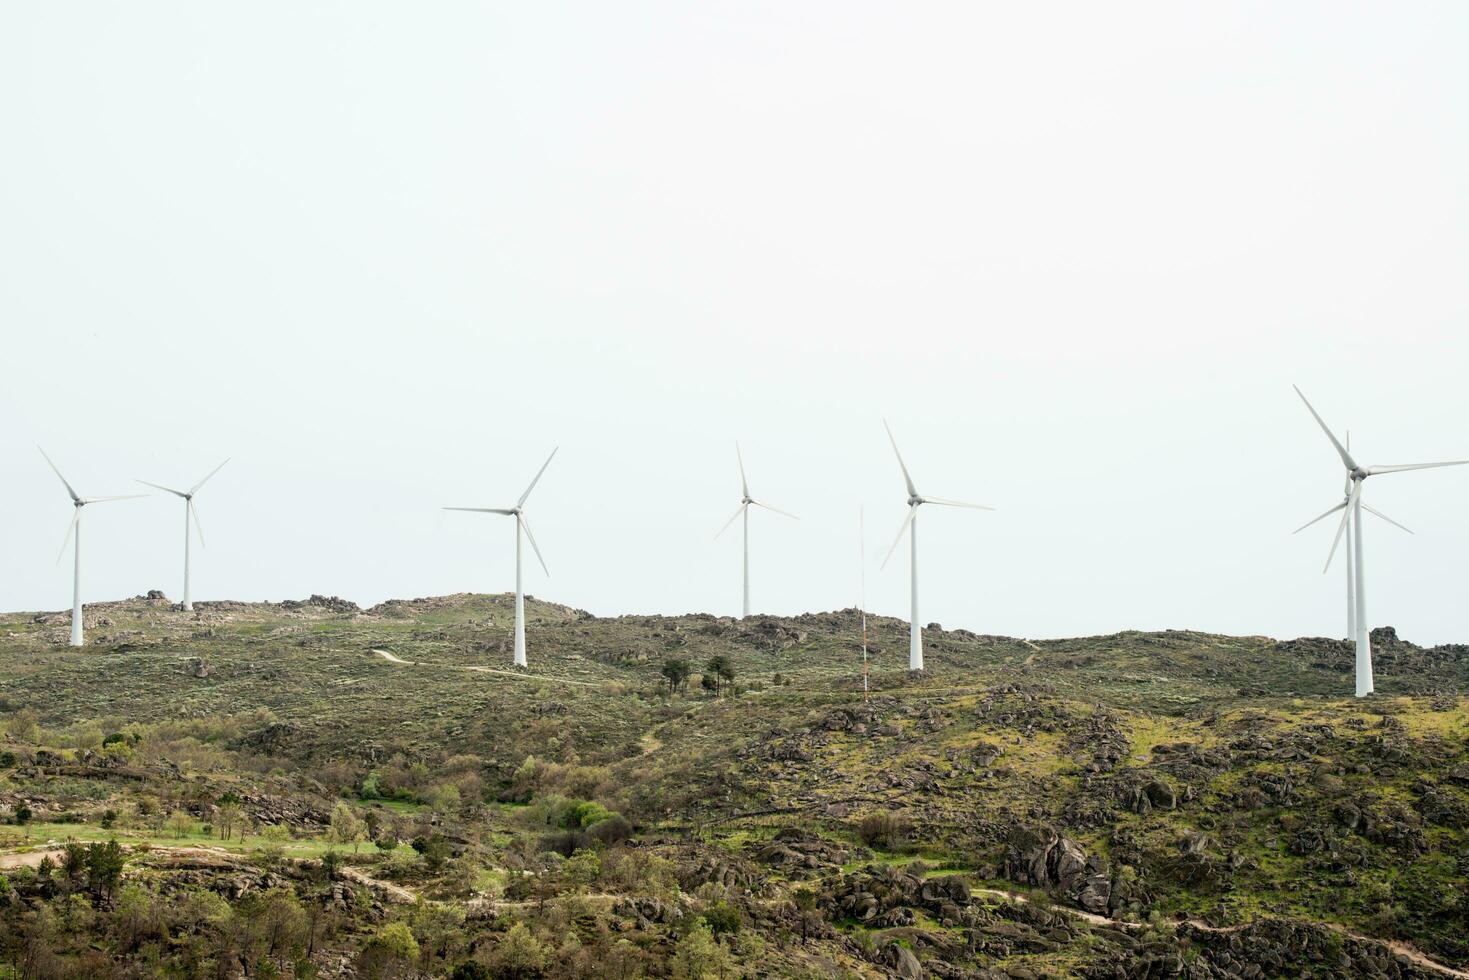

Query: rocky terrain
left=0, top=593, right=1465, bottom=978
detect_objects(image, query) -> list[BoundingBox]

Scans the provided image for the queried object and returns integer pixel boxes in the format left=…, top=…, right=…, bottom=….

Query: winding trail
left=0, top=842, right=417, bottom=905
left=370, top=649, right=600, bottom=686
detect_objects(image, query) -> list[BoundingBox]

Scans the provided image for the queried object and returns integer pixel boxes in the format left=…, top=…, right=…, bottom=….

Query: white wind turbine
left=1293, top=432, right=1411, bottom=642
left=1292, top=386, right=1468, bottom=697
left=136, top=460, right=229, bottom=612
left=444, top=448, right=558, bottom=668
left=879, top=421, right=993, bottom=672
left=39, top=447, right=147, bottom=647
left=714, top=443, right=797, bottom=619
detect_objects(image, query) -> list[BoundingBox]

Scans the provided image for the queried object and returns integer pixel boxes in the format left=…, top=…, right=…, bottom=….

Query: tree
left=216, top=800, right=243, bottom=841
left=7, top=707, right=40, bottom=743
left=705, top=655, right=735, bottom=696
left=62, top=842, right=88, bottom=880
left=86, top=839, right=126, bottom=901
left=670, top=919, right=736, bottom=979
left=167, top=810, right=194, bottom=839
left=410, top=902, right=469, bottom=969
left=330, top=802, right=366, bottom=854
left=426, top=782, right=461, bottom=818
left=238, top=887, right=309, bottom=977
left=490, top=922, right=547, bottom=979
left=113, top=883, right=164, bottom=951
left=702, top=900, right=741, bottom=936
left=661, top=659, right=692, bottom=694
left=563, top=848, right=601, bottom=891
left=359, top=921, right=420, bottom=979
left=420, top=834, right=452, bottom=873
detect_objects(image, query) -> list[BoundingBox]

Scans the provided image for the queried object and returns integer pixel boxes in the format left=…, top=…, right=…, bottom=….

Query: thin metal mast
left=860, top=504, right=868, bottom=700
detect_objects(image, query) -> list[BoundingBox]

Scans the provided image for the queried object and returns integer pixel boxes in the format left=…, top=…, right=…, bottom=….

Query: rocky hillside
left=0, top=593, right=1464, bottom=978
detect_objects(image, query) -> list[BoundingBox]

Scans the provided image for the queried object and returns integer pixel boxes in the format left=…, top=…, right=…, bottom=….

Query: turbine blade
left=1292, top=500, right=1347, bottom=535
left=1362, top=503, right=1412, bottom=534
left=190, top=500, right=206, bottom=547
left=1323, top=483, right=1361, bottom=573
left=136, top=479, right=189, bottom=498
left=714, top=503, right=746, bottom=539
left=518, top=447, right=559, bottom=507
left=736, top=442, right=750, bottom=499
left=923, top=496, right=995, bottom=511
left=190, top=458, right=231, bottom=495
left=1365, top=460, right=1469, bottom=475
left=82, top=495, right=148, bottom=503
left=883, top=420, right=918, bottom=498
left=38, top=446, right=80, bottom=502
left=880, top=507, right=917, bottom=570
left=519, top=515, right=550, bottom=576
left=443, top=507, right=516, bottom=514
left=1292, top=385, right=1357, bottom=472
left=751, top=501, right=798, bottom=520
left=56, top=509, right=80, bottom=564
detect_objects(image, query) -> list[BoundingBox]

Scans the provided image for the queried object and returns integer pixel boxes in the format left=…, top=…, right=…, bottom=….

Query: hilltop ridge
left=1, top=593, right=1466, bottom=977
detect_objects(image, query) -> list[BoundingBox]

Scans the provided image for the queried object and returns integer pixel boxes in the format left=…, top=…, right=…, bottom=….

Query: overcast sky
left=3, top=2, right=1467, bottom=645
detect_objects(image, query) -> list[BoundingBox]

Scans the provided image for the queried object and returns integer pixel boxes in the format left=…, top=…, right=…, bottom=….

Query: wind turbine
left=714, top=443, right=797, bottom=619
left=879, top=421, right=993, bottom=672
left=1292, top=386, right=1468, bottom=697
left=444, top=448, right=557, bottom=668
left=1293, top=432, right=1411, bottom=641
left=39, top=447, right=147, bottom=647
left=136, top=460, right=229, bottom=612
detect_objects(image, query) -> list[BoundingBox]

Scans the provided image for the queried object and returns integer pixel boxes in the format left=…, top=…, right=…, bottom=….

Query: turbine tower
left=1292, top=386, right=1468, bottom=697
left=714, top=443, right=796, bottom=619
left=879, top=421, right=993, bottom=672
left=137, top=459, right=229, bottom=612
left=444, top=448, right=557, bottom=668
left=39, top=448, right=146, bottom=647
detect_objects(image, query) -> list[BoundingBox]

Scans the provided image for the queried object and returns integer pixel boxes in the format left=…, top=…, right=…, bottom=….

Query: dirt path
left=339, top=864, right=416, bottom=904
left=0, top=842, right=418, bottom=905
left=969, top=887, right=1469, bottom=979
left=370, top=649, right=600, bottom=686
left=0, top=849, right=64, bottom=869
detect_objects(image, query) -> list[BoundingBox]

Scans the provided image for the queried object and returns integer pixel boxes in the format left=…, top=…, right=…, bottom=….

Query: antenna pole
left=860, top=505, right=868, bottom=700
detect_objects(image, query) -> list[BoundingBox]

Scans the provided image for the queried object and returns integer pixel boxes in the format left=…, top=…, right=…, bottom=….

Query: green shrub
left=703, top=901, right=742, bottom=935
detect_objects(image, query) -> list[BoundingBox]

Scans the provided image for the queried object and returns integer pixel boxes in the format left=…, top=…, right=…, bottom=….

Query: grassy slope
left=1, top=594, right=1466, bottom=973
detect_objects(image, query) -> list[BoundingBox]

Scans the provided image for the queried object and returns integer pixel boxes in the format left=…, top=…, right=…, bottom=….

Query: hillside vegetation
left=0, top=593, right=1465, bottom=979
